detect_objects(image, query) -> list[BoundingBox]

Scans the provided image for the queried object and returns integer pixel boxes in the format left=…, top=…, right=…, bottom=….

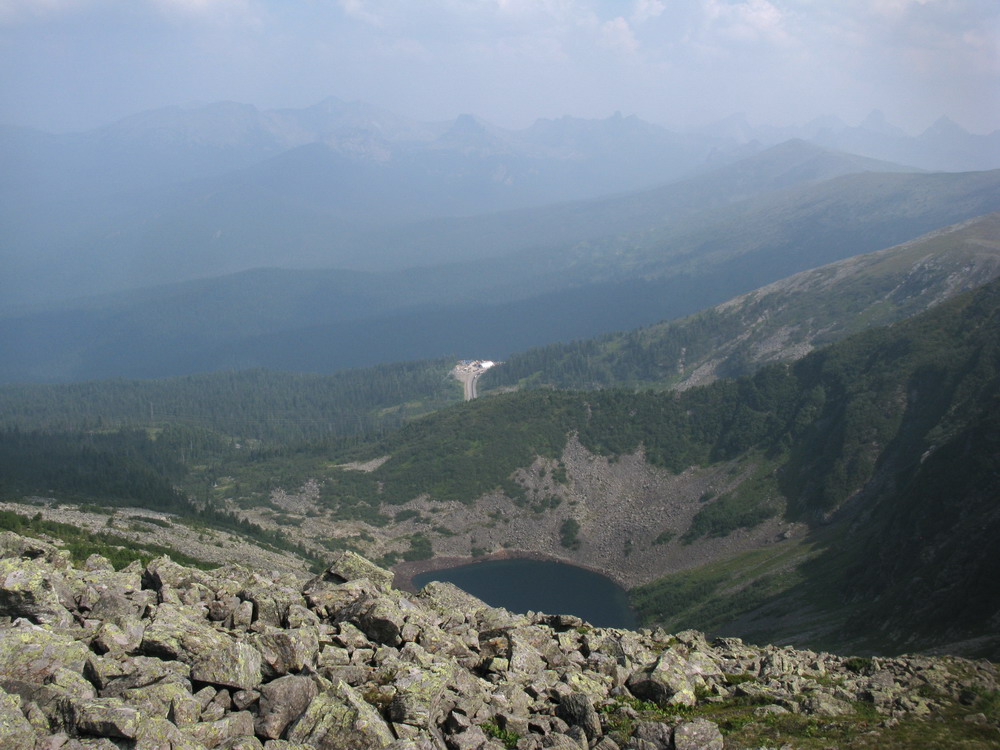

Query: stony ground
left=2, top=529, right=998, bottom=750
left=0, top=500, right=311, bottom=577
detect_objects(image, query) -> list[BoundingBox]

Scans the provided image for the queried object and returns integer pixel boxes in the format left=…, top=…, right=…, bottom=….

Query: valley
left=2, top=103, right=999, bottom=674
left=4, top=269, right=999, bottom=662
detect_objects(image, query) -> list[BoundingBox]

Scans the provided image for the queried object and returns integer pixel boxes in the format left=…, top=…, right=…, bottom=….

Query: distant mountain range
left=2, top=98, right=998, bottom=308
left=700, top=109, right=1000, bottom=172
left=3, top=139, right=999, bottom=382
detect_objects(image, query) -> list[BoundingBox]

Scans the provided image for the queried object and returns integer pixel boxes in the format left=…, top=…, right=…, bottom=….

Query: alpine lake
left=412, top=558, right=638, bottom=629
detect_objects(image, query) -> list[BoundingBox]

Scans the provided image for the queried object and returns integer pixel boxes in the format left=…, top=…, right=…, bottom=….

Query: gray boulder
left=0, top=686, right=37, bottom=749
left=253, top=627, right=319, bottom=677
left=672, top=718, right=723, bottom=750
left=190, top=641, right=262, bottom=691
left=255, top=675, right=319, bottom=740
left=626, top=650, right=696, bottom=707
left=65, top=698, right=140, bottom=739
left=286, top=681, right=394, bottom=750
left=556, top=692, right=602, bottom=740
left=313, top=551, right=394, bottom=589
left=0, top=557, right=74, bottom=627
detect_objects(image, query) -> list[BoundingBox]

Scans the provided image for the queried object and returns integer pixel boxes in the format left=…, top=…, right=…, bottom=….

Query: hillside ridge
left=484, top=211, right=1000, bottom=393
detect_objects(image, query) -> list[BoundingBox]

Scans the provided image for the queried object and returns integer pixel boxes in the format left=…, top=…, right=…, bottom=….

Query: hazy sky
left=1, top=0, right=997, bottom=134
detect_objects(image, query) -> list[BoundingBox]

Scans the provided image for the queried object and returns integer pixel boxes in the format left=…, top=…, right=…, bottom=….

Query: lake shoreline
left=392, top=548, right=630, bottom=593
left=395, top=552, right=639, bottom=629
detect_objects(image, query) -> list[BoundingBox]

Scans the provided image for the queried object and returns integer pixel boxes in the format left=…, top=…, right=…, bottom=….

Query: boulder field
left=0, top=530, right=997, bottom=750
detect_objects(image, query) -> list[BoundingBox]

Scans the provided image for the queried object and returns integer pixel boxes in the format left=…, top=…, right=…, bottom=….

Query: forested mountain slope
left=484, top=211, right=1000, bottom=391
left=0, top=359, right=460, bottom=443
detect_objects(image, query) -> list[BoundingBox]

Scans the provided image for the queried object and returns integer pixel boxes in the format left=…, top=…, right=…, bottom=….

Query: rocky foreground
left=1, top=531, right=998, bottom=750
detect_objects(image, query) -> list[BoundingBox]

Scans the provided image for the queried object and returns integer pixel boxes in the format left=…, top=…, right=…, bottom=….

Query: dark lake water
left=412, top=558, right=638, bottom=629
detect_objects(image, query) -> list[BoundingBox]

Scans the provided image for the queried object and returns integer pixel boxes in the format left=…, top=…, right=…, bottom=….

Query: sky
left=0, top=0, right=997, bottom=135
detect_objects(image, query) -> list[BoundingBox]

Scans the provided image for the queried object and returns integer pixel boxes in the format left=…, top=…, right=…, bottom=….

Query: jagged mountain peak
left=431, top=113, right=514, bottom=154
left=858, top=109, right=907, bottom=137
left=920, top=114, right=970, bottom=140
left=99, top=100, right=271, bottom=148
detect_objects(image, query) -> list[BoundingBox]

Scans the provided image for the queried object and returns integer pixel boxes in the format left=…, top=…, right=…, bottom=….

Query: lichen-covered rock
left=190, top=641, right=263, bottom=691
left=342, top=592, right=422, bottom=647
left=303, top=578, right=381, bottom=621
left=100, top=654, right=191, bottom=700
left=241, top=581, right=304, bottom=629
left=65, top=698, right=140, bottom=739
left=253, top=626, right=319, bottom=677
left=316, top=551, right=395, bottom=589
left=627, top=720, right=673, bottom=750
left=133, top=715, right=207, bottom=750
left=388, top=662, right=454, bottom=728
left=287, top=681, right=394, bottom=750
left=0, top=531, right=70, bottom=567
left=285, top=604, right=320, bottom=629
left=672, top=718, right=723, bottom=750
left=626, top=650, right=696, bottom=707
left=0, top=686, right=37, bottom=749
left=91, top=621, right=144, bottom=655
left=416, top=581, right=492, bottom=624
left=219, top=737, right=265, bottom=750
left=0, top=557, right=74, bottom=627
left=143, top=556, right=214, bottom=594
left=802, top=691, right=853, bottom=716
left=557, top=692, right=602, bottom=740
left=255, top=675, right=319, bottom=740
left=118, top=677, right=197, bottom=722
left=183, top=710, right=256, bottom=748
left=383, top=739, right=437, bottom=750
left=141, top=603, right=228, bottom=659
left=0, top=621, right=91, bottom=683
left=88, top=588, right=139, bottom=628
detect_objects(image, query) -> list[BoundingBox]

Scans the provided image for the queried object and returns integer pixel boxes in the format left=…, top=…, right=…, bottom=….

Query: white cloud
left=600, top=15, right=638, bottom=54
left=867, top=0, right=935, bottom=17
left=1, top=0, right=996, bottom=133
left=338, top=0, right=381, bottom=26
left=494, top=0, right=576, bottom=18
left=702, top=0, right=789, bottom=44
left=631, top=0, right=664, bottom=24
left=496, top=32, right=568, bottom=63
